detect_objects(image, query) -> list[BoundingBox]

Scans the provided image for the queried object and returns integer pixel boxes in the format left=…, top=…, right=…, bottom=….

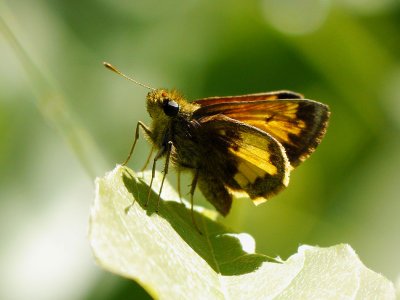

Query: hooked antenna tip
left=103, top=62, right=118, bottom=73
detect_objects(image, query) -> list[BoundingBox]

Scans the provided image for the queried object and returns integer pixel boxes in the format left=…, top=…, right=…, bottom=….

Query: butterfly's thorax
left=146, top=89, right=202, bottom=168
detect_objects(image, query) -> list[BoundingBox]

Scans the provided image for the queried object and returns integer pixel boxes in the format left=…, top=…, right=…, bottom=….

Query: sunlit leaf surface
left=89, top=166, right=395, bottom=299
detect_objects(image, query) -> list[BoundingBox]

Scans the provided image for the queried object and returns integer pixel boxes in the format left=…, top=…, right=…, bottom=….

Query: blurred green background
left=1, top=0, right=399, bottom=299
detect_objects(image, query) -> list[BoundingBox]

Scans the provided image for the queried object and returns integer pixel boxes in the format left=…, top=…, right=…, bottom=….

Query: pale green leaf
left=89, top=165, right=395, bottom=299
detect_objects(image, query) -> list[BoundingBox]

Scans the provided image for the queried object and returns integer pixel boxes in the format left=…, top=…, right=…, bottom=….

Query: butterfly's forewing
left=194, top=90, right=302, bottom=106
left=196, top=115, right=290, bottom=213
left=193, top=96, right=329, bottom=167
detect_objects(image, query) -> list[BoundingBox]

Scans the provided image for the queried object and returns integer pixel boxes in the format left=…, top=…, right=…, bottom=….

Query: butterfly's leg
left=145, top=143, right=167, bottom=207
left=155, top=141, right=173, bottom=213
left=141, top=146, right=154, bottom=171
left=189, top=169, right=202, bottom=234
left=122, top=121, right=152, bottom=166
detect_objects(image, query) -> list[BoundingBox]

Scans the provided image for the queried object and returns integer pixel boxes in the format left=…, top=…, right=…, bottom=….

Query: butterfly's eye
left=162, top=99, right=179, bottom=117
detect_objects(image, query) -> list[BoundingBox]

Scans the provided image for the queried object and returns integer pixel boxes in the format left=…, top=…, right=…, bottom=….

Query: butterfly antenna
left=103, top=62, right=156, bottom=91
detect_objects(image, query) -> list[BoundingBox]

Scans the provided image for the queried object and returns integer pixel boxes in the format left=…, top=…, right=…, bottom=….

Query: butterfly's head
left=146, top=89, right=182, bottom=120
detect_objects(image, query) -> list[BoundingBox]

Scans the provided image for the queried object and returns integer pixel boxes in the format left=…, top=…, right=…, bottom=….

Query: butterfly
left=104, top=62, right=330, bottom=233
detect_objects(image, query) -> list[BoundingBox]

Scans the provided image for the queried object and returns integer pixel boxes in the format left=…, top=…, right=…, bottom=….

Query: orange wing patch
left=231, top=102, right=305, bottom=145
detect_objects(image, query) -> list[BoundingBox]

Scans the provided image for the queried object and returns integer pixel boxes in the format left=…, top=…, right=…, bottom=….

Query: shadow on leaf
left=121, top=168, right=272, bottom=276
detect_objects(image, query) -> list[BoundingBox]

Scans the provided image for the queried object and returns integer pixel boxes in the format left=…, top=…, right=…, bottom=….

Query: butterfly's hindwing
left=195, top=115, right=290, bottom=211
